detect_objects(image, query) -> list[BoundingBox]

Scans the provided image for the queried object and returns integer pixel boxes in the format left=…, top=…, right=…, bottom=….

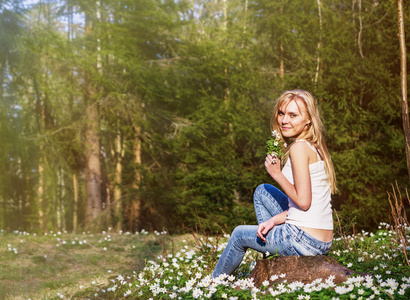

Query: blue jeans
left=212, top=184, right=332, bottom=278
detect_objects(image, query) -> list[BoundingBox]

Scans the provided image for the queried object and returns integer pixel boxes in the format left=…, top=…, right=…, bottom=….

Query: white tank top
left=282, top=140, right=334, bottom=230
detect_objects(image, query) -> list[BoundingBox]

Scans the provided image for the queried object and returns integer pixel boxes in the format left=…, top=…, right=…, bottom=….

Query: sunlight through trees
left=0, top=0, right=408, bottom=233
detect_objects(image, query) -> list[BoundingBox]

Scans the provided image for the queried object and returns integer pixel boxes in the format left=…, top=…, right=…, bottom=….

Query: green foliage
left=266, top=130, right=285, bottom=158
left=0, top=0, right=408, bottom=234
left=316, top=0, right=407, bottom=230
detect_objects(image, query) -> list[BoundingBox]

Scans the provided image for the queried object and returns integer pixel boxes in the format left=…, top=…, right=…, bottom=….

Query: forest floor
left=1, top=224, right=410, bottom=299
left=0, top=229, right=191, bottom=299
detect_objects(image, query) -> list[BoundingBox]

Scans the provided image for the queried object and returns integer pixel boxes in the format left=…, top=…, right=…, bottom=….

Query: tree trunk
left=314, top=0, right=323, bottom=87
left=72, top=173, right=79, bottom=233
left=37, top=90, right=46, bottom=231
left=114, top=120, right=123, bottom=231
left=85, top=100, right=102, bottom=224
left=397, top=0, right=410, bottom=183
left=131, top=124, right=142, bottom=230
left=38, top=152, right=45, bottom=230
left=279, top=4, right=285, bottom=88
left=84, top=6, right=103, bottom=226
left=280, top=42, right=284, bottom=88
left=58, top=168, right=66, bottom=232
left=357, top=0, right=364, bottom=58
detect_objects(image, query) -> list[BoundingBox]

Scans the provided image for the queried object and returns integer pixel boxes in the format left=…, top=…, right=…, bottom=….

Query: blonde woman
left=212, top=89, right=337, bottom=278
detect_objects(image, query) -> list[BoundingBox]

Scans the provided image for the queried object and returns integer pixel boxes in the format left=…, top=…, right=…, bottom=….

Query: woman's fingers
left=262, top=226, right=269, bottom=235
left=257, top=225, right=262, bottom=237
left=266, top=154, right=278, bottom=165
left=271, top=154, right=278, bottom=164
left=257, top=224, right=266, bottom=242
left=257, top=224, right=262, bottom=236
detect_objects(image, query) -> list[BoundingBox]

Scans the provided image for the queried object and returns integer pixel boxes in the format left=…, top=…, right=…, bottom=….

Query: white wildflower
left=262, top=280, right=269, bottom=287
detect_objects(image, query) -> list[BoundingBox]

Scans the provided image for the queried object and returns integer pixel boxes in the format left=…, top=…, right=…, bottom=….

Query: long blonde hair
left=271, top=89, right=337, bottom=194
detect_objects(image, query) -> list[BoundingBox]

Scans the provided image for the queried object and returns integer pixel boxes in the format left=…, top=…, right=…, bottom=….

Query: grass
left=0, top=229, right=191, bottom=299
left=2, top=183, right=410, bottom=299
left=2, top=223, right=409, bottom=299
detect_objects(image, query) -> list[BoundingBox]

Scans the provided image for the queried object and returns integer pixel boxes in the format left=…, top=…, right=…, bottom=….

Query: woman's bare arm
left=265, top=142, right=312, bottom=210
left=257, top=210, right=288, bottom=242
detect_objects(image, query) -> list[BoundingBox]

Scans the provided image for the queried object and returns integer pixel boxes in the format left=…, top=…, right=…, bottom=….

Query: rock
left=250, top=255, right=354, bottom=286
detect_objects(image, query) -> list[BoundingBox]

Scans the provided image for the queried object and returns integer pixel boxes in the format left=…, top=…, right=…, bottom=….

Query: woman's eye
left=278, top=112, right=284, bottom=116
left=291, top=114, right=297, bottom=117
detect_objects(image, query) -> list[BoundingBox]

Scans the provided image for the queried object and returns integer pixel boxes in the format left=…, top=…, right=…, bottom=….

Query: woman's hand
left=257, top=219, right=275, bottom=242
left=264, top=153, right=281, bottom=179
left=257, top=211, right=288, bottom=242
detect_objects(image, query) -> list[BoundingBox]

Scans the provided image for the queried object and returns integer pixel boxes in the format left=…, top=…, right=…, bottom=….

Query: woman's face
left=277, top=99, right=310, bottom=139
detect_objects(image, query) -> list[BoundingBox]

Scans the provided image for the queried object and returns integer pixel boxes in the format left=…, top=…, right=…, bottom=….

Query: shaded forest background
left=0, top=0, right=409, bottom=234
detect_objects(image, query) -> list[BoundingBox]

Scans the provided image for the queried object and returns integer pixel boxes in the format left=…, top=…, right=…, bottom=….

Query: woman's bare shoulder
left=289, top=140, right=311, bottom=153
left=289, top=141, right=315, bottom=162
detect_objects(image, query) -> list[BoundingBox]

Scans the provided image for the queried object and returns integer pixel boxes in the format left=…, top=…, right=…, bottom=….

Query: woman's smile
left=278, top=100, right=310, bottom=139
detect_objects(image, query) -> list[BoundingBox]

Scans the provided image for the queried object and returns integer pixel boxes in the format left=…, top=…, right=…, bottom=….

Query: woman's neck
left=285, top=137, right=304, bottom=145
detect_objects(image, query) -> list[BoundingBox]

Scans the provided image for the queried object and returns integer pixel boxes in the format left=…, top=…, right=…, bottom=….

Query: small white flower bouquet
left=266, top=130, right=286, bottom=158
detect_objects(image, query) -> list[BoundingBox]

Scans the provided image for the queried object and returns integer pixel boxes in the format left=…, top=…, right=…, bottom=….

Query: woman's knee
left=231, top=225, right=246, bottom=237
left=230, top=225, right=254, bottom=250
left=254, top=184, right=267, bottom=202
left=231, top=225, right=254, bottom=243
left=255, top=184, right=266, bottom=194
left=254, top=184, right=279, bottom=202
